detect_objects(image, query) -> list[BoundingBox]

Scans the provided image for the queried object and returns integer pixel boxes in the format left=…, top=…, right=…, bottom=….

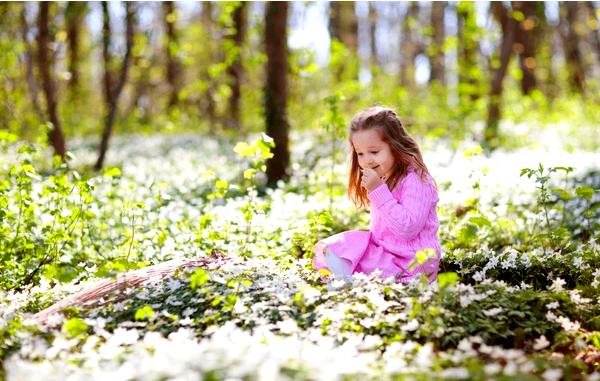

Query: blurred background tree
left=0, top=1, right=598, bottom=178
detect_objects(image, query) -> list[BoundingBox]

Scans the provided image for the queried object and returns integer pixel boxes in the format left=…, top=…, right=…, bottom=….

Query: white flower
left=556, top=316, right=580, bottom=334
left=546, top=310, right=558, bottom=322
left=588, top=372, right=600, bottom=381
left=549, top=278, right=566, bottom=292
left=276, top=319, right=298, bottom=335
left=483, top=307, right=503, bottom=317
left=542, top=368, right=562, bottom=381
left=179, top=317, right=194, bottom=326
left=401, top=319, right=419, bottom=332
left=533, top=335, right=550, bottom=350
left=568, top=290, right=591, bottom=305
left=109, top=328, right=139, bottom=346
left=484, top=363, right=501, bottom=375
left=439, top=367, right=469, bottom=379
left=546, top=301, right=559, bottom=309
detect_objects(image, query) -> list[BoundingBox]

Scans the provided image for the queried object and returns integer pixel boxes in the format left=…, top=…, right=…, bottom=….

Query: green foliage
left=62, top=317, right=89, bottom=338
left=0, top=146, right=96, bottom=291
left=134, top=305, right=156, bottom=321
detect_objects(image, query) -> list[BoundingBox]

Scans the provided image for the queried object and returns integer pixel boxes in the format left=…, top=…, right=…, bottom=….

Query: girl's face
left=351, top=128, right=395, bottom=178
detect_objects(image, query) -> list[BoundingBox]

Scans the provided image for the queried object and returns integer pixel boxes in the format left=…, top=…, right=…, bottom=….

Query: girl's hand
left=361, top=167, right=385, bottom=192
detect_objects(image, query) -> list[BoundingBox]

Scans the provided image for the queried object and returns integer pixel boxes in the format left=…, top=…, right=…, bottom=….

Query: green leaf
left=437, top=272, right=460, bottom=288
left=190, top=268, right=210, bottom=289
left=233, top=142, right=254, bottom=157
left=103, top=167, right=122, bottom=178
left=62, top=317, right=89, bottom=338
left=575, top=186, right=595, bottom=201
left=134, top=305, right=155, bottom=321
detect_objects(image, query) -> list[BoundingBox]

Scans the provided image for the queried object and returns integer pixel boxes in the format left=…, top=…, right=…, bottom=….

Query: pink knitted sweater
left=313, top=167, right=441, bottom=283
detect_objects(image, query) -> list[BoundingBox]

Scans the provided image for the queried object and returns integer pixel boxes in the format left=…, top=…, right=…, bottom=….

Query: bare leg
left=325, top=248, right=353, bottom=284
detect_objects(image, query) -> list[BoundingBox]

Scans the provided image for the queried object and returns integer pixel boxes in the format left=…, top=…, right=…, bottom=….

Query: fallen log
left=34, top=253, right=226, bottom=325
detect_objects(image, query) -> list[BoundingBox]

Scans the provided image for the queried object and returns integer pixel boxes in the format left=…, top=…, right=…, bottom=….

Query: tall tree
left=559, top=2, right=586, bottom=93
left=513, top=1, right=540, bottom=95
left=485, top=2, right=517, bottom=150
left=37, top=2, right=66, bottom=159
left=19, top=3, right=43, bottom=121
left=265, top=2, right=290, bottom=187
left=456, top=1, right=482, bottom=103
left=428, top=1, right=447, bottom=85
left=368, top=2, right=378, bottom=78
left=329, top=1, right=359, bottom=80
left=586, top=2, right=600, bottom=60
left=65, top=2, right=87, bottom=93
left=162, top=1, right=181, bottom=109
left=400, top=2, right=420, bottom=89
left=201, top=2, right=217, bottom=129
left=225, top=2, right=247, bottom=130
left=95, top=2, right=135, bottom=170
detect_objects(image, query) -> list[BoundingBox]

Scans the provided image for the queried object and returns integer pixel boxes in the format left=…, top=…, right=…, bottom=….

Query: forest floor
left=1, top=126, right=599, bottom=380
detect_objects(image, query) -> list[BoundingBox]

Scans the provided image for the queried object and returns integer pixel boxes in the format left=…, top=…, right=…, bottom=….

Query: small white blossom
left=483, top=307, right=503, bottom=317
left=549, top=278, right=566, bottom=292
left=401, top=319, right=419, bottom=332
left=533, top=335, right=550, bottom=350
left=542, top=368, right=562, bottom=381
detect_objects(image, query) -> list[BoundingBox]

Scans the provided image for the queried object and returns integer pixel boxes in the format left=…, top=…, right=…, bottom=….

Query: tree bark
left=162, top=1, right=181, bottom=109
left=559, top=2, right=586, bottom=93
left=513, top=1, right=539, bottom=95
left=428, top=1, right=447, bottom=85
left=19, top=3, right=44, bottom=121
left=329, top=1, right=359, bottom=80
left=65, top=2, right=87, bottom=93
left=37, top=2, right=66, bottom=160
left=100, top=2, right=113, bottom=107
left=225, top=2, right=247, bottom=130
left=265, top=2, right=290, bottom=188
left=586, top=2, right=600, bottom=61
left=369, top=2, right=378, bottom=78
left=485, top=2, right=517, bottom=150
left=201, top=1, right=217, bottom=129
left=95, top=2, right=135, bottom=171
left=400, top=2, right=420, bottom=89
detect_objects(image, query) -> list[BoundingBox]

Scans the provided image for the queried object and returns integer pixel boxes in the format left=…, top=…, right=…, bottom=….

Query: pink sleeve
left=367, top=172, right=435, bottom=240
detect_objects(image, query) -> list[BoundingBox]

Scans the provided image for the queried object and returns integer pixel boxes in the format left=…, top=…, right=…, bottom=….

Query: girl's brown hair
left=348, top=106, right=435, bottom=208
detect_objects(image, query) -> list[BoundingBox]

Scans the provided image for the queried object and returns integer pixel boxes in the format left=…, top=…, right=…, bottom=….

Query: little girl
left=313, top=106, right=441, bottom=284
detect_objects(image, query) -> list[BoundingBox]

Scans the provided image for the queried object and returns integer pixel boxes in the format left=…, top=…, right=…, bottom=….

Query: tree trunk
left=201, top=1, right=217, bottom=130
left=329, top=1, right=358, bottom=50
left=37, top=2, right=66, bottom=160
left=95, top=2, right=135, bottom=171
left=369, top=2, right=378, bottom=78
left=100, top=2, right=113, bottom=107
left=586, top=2, right=600, bottom=61
left=65, top=2, right=87, bottom=93
left=457, top=1, right=481, bottom=102
left=265, top=2, right=290, bottom=188
left=513, top=1, right=539, bottom=95
left=225, top=2, right=247, bottom=130
left=559, top=2, right=586, bottom=93
left=329, top=1, right=359, bottom=80
left=19, top=3, right=44, bottom=121
left=400, top=2, right=420, bottom=89
left=485, top=2, right=517, bottom=150
left=428, top=1, right=447, bottom=85
left=162, top=1, right=181, bottom=109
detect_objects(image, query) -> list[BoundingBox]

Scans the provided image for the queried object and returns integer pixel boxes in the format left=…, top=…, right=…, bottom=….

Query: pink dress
left=313, top=167, right=441, bottom=284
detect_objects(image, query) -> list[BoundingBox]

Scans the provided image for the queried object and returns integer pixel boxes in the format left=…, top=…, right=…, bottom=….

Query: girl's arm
left=367, top=172, right=435, bottom=240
